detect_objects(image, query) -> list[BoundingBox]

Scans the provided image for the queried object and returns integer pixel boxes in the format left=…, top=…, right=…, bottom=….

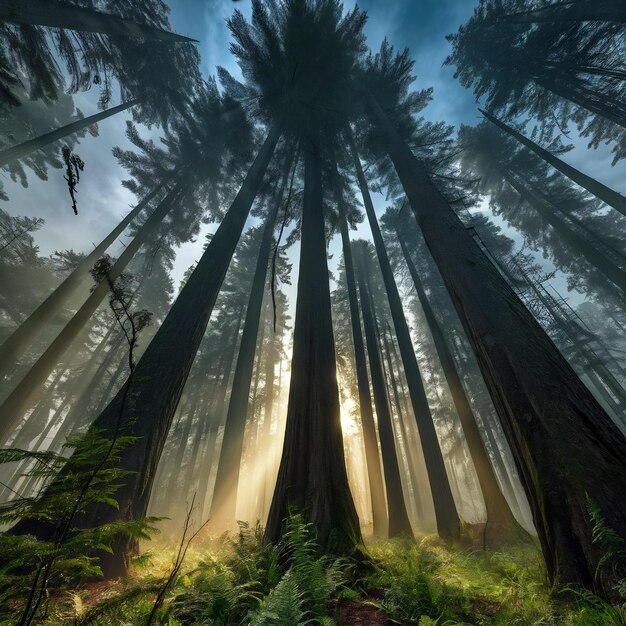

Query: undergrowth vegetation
left=4, top=515, right=621, bottom=625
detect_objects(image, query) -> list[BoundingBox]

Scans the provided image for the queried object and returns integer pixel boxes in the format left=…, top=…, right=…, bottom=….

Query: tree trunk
left=348, top=131, right=460, bottom=539
left=0, top=100, right=140, bottom=167
left=509, top=261, right=626, bottom=430
left=260, top=326, right=277, bottom=522
left=0, top=181, right=166, bottom=377
left=0, top=0, right=196, bottom=42
left=502, top=169, right=626, bottom=296
left=209, top=160, right=293, bottom=528
left=397, top=225, right=524, bottom=544
left=162, top=392, right=201, bottom=507
left=354, top=244, right=413, bottom=538
left=379, top=322, right=425, bottom=521
left=196, top=312, right=245, bottom=522
left=265, top=128, right=361, bottom=552
left=0, top=180, right=186, bottom=443
left=91, top=126, right=280, bottom=575
left=368, top=92, right=626, bottom=598
left=12, top=124, right=281, bottom=577
left=482, top=110, right=626, bottom=218
left=329, top=150, right=387, bottom=537
left=534, top=73, right=626, bottom=130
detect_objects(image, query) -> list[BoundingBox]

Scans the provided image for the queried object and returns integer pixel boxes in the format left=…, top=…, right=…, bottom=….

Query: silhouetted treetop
left=227, top=0, right=367, bottom=135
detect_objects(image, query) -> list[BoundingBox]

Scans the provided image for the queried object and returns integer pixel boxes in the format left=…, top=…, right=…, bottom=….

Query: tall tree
left=353, top=240, right=413, bottom=537
left=480, top=109, right=626, bottom=218
left=364, top=41, right=626, bottom=596
left=267, top=126, right=360, bottom=550
left=446, top=0, right=626, bottom=162
left=220, top=0, right=367, bottom=549
left=329, top=149, right=387, bottom=537
left=389, top=206, right=524, bottom=544
left=348, top=132, right=461, bottom=539
left=209, top=153, right=295, bottom=529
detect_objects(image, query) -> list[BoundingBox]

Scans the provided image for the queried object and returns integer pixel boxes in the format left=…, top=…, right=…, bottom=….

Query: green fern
left=586, top=494, right=626, bottom=597
left=0, top=430, right=159, bottom=623
left=248, top=570, right=309, bottom=625
left=570, top=587, right=626, bottom=626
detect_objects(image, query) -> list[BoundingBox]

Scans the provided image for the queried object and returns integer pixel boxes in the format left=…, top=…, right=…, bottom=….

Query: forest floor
left=36, top=523, right=626, bottom=625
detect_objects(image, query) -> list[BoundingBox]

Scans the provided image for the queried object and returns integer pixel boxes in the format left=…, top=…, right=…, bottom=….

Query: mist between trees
left=0, top=0, right=625, bottom=622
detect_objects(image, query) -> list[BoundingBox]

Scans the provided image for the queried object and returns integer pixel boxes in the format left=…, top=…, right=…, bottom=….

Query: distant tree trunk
left=502, top=169, right=626, bottom=296
left=10, top=361, right=69, bottom=449
left=61, top=329, right=127, bottom=433
left=481, top=110, right=626, bottom=218
left=92, top=352, right=127, bottom=414
left=162, top=391, right=201, bottom=506
left=534, top=73, right=626, bottom=130
left=396, top=225, right=524, bottom=544
left=353, top=244, right=413, bottom=538
left=508, top=261, right=626, bottom=429
left=348, top=131, right=460, bottom=539
left=0, top=0, right=196, bottom=42
left=260, top=330, right=277, bottom=521
left=0, top=100, right=140, bottom=167
left=379, top=322, right=424, bottom=521
left=0, top=182, right=166, bottom=376
left=150, top=398, right=189, bottom=514
left=196, top=313, right=245, bottom=522
left=368, top=92, right=626, bottom=598
left=265, top=128, right=361, bottom=552
left=329, top=149, right=387, bottom=537
left=180, top=399, right=209, bottom=508
left=12, top=124, right=281, bottom=577
left=210, top=158, right=293, bottom=528
left=0, top=179, right=186, bottom=443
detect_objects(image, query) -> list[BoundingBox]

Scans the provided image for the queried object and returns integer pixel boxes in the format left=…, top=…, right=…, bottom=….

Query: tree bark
left=329, top=149, right=387, bottom=537
left=397, top=225, right=524, bottom=544
left=0, top=181, right=167, bottom=377
left=0, top=179, right=185, bottom=443
left=348, top=130, right=460, bottom=539
left=368, top=92, right=626, bottom=597
left=0, top=0, right=196, bottom=42
left=354, top=244, right=413, bottom=538
left=481, top=109, right=626, bottom=219
left=209, top=159, right=293, bottom=528
left=0, top=100, right=140, bottom=167
left=12, top=124, right=281, bottom=577
left=379, top=322, right=425, bottom=522
left=196, top=312, right=245, bottom=522
left=265, top=128, right=361, bottom=552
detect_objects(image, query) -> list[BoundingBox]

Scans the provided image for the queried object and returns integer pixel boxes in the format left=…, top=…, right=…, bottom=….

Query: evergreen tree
left=446, top=0, right=626, bottom=162
left=364, top=39, right=626, bottom=596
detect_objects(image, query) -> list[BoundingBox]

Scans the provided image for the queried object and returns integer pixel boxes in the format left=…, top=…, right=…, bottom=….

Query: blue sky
left=3, top=0, right=624, bottom=306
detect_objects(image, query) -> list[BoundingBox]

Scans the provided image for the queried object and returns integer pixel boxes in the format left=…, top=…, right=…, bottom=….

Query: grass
left=22, top=523, right=626, bottom=625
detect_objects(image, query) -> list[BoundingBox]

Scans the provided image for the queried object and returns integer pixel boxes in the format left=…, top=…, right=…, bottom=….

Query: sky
left=2, top=0, right=625, bottom=308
